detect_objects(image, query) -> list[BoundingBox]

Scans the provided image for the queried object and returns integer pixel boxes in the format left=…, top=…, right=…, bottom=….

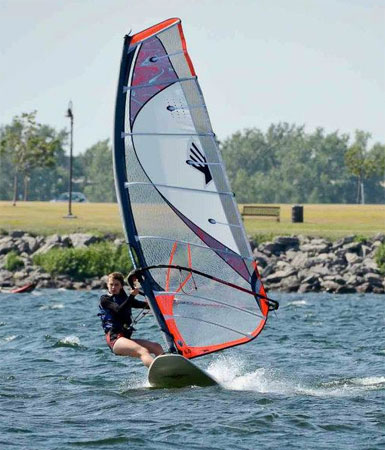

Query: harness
left=98, top=303, right=115, bottom=333
left=98, top=293, right=150, bottom=334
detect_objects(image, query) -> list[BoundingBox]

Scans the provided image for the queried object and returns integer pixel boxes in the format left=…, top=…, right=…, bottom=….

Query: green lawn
left=0, top=201, right=384, bottom=240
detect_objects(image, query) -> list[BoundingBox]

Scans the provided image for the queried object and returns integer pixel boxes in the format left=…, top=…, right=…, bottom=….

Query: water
left=1, top=289, right=384, bottom=449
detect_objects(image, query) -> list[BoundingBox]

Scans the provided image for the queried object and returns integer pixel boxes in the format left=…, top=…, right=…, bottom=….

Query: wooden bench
left=241, top=205, right=280, bottom=222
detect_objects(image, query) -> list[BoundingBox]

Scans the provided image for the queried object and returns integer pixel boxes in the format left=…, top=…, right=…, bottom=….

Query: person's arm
left=100, top=294, right=132, bottom=314
left=131, top=298, right=150, bottom=309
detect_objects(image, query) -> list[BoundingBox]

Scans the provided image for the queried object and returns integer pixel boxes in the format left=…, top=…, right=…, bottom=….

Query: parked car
left=51, top=192, right=88, bottom=203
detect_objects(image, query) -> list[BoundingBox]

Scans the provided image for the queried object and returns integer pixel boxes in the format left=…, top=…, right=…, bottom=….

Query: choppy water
left=0, top=289, right=384, bottom=449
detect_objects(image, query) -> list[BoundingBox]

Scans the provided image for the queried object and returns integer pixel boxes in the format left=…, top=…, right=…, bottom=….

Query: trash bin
left=292, top=205, right=303, bottom=223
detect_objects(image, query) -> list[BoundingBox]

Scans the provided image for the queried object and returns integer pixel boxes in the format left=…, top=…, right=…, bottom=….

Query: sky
left=0, top=0, right=384, bottom=155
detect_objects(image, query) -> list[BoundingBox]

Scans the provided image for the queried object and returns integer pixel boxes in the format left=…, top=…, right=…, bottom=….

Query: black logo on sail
left=186, top=143, right=212, bottom=185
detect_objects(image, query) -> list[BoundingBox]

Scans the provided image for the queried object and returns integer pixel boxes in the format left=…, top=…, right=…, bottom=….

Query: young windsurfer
left=99, top=272, right=163, bottom=367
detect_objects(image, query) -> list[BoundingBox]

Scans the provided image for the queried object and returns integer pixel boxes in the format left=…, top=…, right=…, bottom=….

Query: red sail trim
left=130, top=18, right=180, bottom=45
left=166, top=243, right=193, bottom=293
left=155, top=293, right=188, bottom=354
left=155, top=290, right=267, bottom=359
left=177, top=23, right=196, bottom=76
left=252, top=261, right=269, bottom=316
left=166, top=242, right=177, bottom=292
left=176, top=318, right=267, bottom=359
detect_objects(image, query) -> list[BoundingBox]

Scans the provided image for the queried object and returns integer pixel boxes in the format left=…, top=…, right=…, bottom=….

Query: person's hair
left=107, top=272, right=125, bottom=286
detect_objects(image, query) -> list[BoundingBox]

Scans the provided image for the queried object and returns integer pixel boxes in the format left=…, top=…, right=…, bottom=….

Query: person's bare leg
left=112, top=337, right=154, bottom=367
left=132, top=339, right=163, bottom=357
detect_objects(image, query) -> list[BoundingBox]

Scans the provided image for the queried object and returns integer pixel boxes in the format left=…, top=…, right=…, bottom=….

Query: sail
left=113, top=18, right=276, bottom=359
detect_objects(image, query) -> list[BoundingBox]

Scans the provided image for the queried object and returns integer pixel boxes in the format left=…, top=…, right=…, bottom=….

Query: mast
left=113, top=34, right=177, bottom=353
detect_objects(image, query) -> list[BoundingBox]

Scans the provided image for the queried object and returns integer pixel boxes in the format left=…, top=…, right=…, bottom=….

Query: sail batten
left=122, top=132, right=215, bottom=137
left=123, top=76, right=197, bottom=91
left=113, top=18, right=275, bottom=359
left=124, top=181, right=234, bottom=196
left=155, top=291, right=265, bottom=319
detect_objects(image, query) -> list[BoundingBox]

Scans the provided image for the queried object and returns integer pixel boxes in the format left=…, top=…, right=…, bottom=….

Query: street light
left=64, top=100, right=76, bottom=219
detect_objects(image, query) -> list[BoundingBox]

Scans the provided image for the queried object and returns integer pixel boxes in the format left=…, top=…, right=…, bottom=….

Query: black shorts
left=105, top=329, right=133, bottom=351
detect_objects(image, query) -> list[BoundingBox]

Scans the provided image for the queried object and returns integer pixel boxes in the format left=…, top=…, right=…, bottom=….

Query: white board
left=148, top=354, right=218, bottom=388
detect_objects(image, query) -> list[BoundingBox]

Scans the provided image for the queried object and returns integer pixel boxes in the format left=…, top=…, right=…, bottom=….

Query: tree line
left=221, top=123, right=384, bottom=204
left=0, top=111, right=115, bottom=204
left=0, top=112, right=384, bottom=204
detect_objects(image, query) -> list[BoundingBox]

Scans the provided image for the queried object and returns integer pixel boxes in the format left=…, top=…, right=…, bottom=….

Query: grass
left=0, top=201, right=384, bottom=240
left=240, top=203, right=385, bottom=240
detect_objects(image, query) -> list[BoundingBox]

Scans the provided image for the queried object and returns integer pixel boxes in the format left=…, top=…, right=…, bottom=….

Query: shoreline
left=0, top=231, right=384, bottom=294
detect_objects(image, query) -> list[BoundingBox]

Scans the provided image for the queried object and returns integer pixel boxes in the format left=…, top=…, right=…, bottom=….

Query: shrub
left=5, top=251, right=24, bottom=271
left=375, top=243, right=385, bottom=275
left=33, top=242, right=132, bottom=280
left=251, top=232, right=277, bottom=246
left=354, top=235, right=367, bottom=244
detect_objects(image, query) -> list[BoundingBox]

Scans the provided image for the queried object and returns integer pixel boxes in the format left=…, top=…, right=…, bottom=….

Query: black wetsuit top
left=99, top=290, right=149, bottom=337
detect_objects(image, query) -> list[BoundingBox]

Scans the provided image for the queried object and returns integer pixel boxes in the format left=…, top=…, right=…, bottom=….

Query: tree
left=79, top=139, right=116, bottom=202
left=220, top=123, right=378, bottom=204
left=345, top=131, right=384, bottom=204
left=27, top=125, right=69, bottom=201
left=0, top=112, right=58, bottom=205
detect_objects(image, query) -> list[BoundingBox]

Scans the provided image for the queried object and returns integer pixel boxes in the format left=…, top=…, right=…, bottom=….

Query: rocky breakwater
left=0, top=231, right=384, bottom=293
left=0, top=231, right=125, bottom=290
left=252, top=234, right=384, bottom=294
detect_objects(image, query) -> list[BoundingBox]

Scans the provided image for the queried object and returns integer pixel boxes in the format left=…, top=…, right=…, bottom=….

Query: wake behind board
left=148, top=354, right=218, bottom=388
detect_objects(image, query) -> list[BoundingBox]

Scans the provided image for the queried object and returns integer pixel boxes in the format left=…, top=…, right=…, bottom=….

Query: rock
left=252, top=250, right=270, bottom=268
left=0, top=237, right=15, bottom=255
left=322, top=275, right=346, bottom=285
left=33, top=234, right=62, bottom=255
left=278, top=275, right=301, bottom=292
left=356, top=283, right=372, bottom=293
left=90, top=279, right=103, bottom=290
left=113, top=238, right=125, bottom=247
left=259, top=242, right=283, bottom=256
left=13, top=270, right=28, bottom=280
left=373, top=287, right=384, bottom=294
left=10, top=230, right=25, bottom=238
left=371, top=241, right=383, bottom=251
left=69, top=233, right=99, bottom=248
left=362, top=258, right=378, bottom=271
left=0, top=269, right=13, bottom=279
left=37, top=279, right=57, bottom=288
left=265, top=268, right=297, bottom=283
left=336, top=285, right=357, bottom=294
left=364, top=273, right=383, bottom=287
left=308, top=264, right=330, bottom=276
left=302, top=274, right=319, bottom=285
left=320, top=280, right=340, bottom=292
left=345, top=253, right=362, bottom=265
left=290, top=252, right=308, bottom=269
left=360, top=245, right=372, bottom=258
left=342, top=242, right=362, bottom=253
left=371, top=233, right=385, bottom=243
left=304, top=256, right=329, bottom=268
left=344, top=274, right=364, bottom=286
left=261, top=263, right=276, bottom=278
left=300, top=241, right=330, bottom=254
left=274, top=236, right=300, bottom=250
left=332, top=235, right=355, bottom=250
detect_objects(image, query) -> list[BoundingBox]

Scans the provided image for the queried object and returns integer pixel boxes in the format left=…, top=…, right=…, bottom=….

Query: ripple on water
left=1, top=290, right=384, bottom=450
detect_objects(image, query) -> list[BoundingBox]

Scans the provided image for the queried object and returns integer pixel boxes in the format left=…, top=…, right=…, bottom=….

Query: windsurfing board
left=148, top=354, right=218, bottom=388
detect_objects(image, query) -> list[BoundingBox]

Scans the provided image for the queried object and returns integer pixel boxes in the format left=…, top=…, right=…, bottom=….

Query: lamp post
left=64, top=100, right=76, bottom=218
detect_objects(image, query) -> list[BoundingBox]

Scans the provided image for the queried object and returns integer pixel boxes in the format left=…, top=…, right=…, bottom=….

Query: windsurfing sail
left=113, top=18, right=278, bottom=359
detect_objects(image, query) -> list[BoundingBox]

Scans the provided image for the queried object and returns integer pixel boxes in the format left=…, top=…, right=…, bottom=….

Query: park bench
left=241, top=205, right=280, bottom=222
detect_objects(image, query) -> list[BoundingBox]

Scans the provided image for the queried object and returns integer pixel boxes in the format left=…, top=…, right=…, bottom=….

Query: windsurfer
left=98, top=272, right=163, bottom=367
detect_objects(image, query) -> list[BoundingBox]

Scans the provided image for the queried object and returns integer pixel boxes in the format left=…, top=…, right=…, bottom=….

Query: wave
left=53, top=335, right=84, bottom=349
left=0, top=335, right=18, bottom=345
left=39, top=303, right=64, bottom=310
left=206, top=355, right=385, bottom=396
